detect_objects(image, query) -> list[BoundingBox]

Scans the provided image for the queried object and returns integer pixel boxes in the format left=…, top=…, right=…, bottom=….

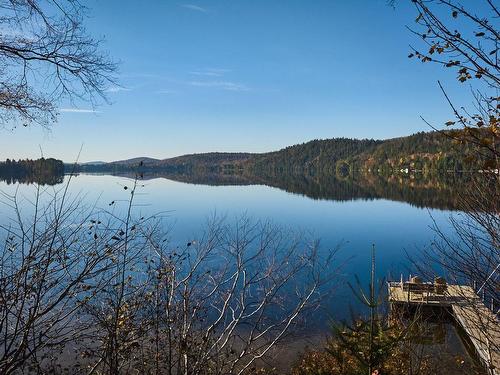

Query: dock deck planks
left=388, top=282, right=500, bottom=375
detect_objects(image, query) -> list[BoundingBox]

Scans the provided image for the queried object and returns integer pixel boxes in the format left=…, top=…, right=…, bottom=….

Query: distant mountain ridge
left=75, top=130, right=493, bottom=174
left=81, top=161, right=107, bottom=165
left=109, top=157, right=161, bottom=166
left=150, top=152, right=254, bottom=166
left=107, top=152, right=254, bottom=166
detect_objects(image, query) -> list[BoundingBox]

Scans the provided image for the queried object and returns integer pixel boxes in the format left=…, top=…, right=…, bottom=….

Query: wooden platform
left=388, top=282, right=500, bottom=375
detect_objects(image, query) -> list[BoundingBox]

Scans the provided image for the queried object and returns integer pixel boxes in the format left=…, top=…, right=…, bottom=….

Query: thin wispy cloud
left=105, top=85, right=131, bottom=93
left=190, top=71, right=222, bottom=77
left=156, top=89, right=177, bottom=94
left=189, top=68, right=231, bottom=77
left=189, top=81, right=249, bottom=92
left=60, top=108, right=101, bottom=114
left=181, top=4, right=208, bottom=13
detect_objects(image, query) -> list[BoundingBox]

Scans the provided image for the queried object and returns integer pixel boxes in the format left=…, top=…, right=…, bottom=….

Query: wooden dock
left=388, top=281, right=500, bottom=375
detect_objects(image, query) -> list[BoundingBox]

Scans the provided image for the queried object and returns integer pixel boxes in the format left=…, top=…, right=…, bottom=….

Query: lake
left=0, top=172, right=479, bottom=372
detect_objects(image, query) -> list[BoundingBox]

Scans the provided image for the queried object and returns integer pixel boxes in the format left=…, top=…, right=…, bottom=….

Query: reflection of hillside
left=250, top=171, right=496, bottom=210
left=127, top=170, right=486, bottom=211
left=70, top=170, right=494, bottom=211
left=248, top=171, right=466, bottom=210
left=89, top=171, right=257, bottom=186
left=0, top=158, right=65, bottom=186
left=0, top=174, right=64, bottom=186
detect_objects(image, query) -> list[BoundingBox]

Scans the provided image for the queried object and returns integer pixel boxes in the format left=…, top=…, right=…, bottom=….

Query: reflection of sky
left=0, top=174, right=455, bottom=320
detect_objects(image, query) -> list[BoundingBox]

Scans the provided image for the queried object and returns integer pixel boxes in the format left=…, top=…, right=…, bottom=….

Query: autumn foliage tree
left=402, top=0, right=499, bottom=167
left=397, top=2, right=500, bottom=372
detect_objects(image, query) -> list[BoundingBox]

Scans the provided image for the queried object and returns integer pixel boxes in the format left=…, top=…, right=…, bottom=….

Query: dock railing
left=388, top=280, right=448, bottom=303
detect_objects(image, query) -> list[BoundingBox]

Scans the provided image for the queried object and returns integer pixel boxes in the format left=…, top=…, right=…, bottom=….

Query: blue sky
left=1, top=0, right=473, bottom=162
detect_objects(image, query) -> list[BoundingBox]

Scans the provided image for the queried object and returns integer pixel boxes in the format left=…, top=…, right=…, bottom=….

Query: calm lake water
left=0, top=172, right=479, bottom=372
left=0, top=172, right=458, bottom=317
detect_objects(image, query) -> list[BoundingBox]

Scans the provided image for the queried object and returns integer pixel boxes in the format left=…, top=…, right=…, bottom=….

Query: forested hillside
left=352, top=130, right=488, bottom=172
left=72, top=130, right=496, bottom=175
left=0, top=158, right=64, bottom=185
left=248, top=130, right=492, bottom=174
left=248, top=138, right=382, bottom=174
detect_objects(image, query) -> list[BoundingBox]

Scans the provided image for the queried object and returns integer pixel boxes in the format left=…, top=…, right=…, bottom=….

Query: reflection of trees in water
left=0, top=158, right=65, bottom=186
left=120, top=170, right=487, bottom=211
left=129, top=170, right=255, bottom=186
left=263, top=172, right=474, bottom=210
left=0, top=174, right=64, bottom=186
left=7, top=168, right=491, bottom=211
left=246, top=171, right=489, bottom=211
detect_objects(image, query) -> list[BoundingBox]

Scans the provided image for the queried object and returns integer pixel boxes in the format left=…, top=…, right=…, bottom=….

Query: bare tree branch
left=0, top=0, right=117, bottom=129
